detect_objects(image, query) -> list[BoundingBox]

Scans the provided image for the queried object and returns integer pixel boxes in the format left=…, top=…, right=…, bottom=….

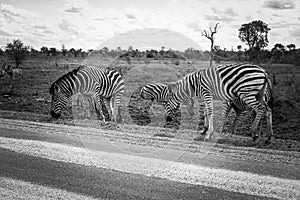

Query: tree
left=287, top=44, right=296, bottom=51
left=237, top=45, right=242, bottom=61
left=271, top=44, right=285, bottom=63
left=273, top=43, right=285, bottom=51
left=40, top=46, right=49, bottom=56
left=202, top=23, right=219, bottom=67
left=116, top=46, right=122, bottom=52
left=238, top=20, right=271, bottom=62
left=61, top=44, right=67, bottom=56
left=69, top=48, right=76, bottom=56
left=75, top=48, right=82, bottom=57
left=128, top=46, right=133, bottom=51
left=49, top=47, right=57, bottom=56
left=5, top=39, right=29, bottom=68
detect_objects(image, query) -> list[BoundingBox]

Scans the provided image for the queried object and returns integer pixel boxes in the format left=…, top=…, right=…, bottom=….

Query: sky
left=0, top=0, right=299, bottom=51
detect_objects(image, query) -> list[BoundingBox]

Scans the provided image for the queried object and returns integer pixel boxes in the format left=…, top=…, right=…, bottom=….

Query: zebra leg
left=203, top=95, right=214, bottom=141
left=200, top=108, right=209, bottom=135
left=238, top=93, right=264, bottom=141
left=197, top=99, right=208, bottom=134
left=251, top=107, right=265, bottom=141
left=104, top=98, right=113, bottom=122
left=265, top=108, right=273, bottom=144
left=113, top=92, right=123, bottom=123
left=95, top=94, right=105, bottom=122
left=231, top=112, right=241, bottom=134
left=221, top=101, right=233, bottom=133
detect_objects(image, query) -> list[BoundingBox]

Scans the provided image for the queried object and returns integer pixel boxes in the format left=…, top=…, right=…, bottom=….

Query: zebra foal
left=49, top=65, right=124, bottom=122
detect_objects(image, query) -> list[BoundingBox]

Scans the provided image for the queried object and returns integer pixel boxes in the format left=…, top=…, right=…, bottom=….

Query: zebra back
left=140, top=83, right=169, bottom=102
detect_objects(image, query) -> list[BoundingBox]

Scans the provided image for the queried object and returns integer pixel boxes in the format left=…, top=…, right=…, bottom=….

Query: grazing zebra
left=49, top=65, right=124, bottom=122
left=166, top=63, right=273, bottom=143
left=140, top=83, right=169, bottom=103
left=140, top=83, right=271, bottom=135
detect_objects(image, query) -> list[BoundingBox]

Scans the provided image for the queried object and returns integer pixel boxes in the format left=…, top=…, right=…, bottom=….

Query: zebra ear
left=54, top=83, right=60, bottom=92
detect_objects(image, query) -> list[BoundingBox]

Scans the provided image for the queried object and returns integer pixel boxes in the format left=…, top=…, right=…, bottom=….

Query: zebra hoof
left=252, top=135, right=259, bottom=141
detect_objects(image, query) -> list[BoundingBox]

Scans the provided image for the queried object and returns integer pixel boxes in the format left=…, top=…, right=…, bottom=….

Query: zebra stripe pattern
left=224, top=83, right=272, bottom=136
left=140, top=83, right=169, bottom=103
left=49, top=65, right=124, bottom=122
left=166, top=63, right=273, bottom=143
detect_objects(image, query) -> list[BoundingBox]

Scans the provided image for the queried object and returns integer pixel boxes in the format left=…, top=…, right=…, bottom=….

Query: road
left=0, top=118, right=299, bottom=200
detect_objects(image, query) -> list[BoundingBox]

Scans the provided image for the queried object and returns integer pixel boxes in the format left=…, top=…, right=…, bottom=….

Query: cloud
left=64, top=0, right=90, bottom=14
left=264, top=0, right=295, bottom=9
left=270, top=21, right=299, bottom=29
left=93, top=17, right=118, bottom=21
left=187, top=21, right=202, bottom=32
left=272, top=13, right=282, bottom=17
left=205, top=7, right=238, bottom=22
left=0, top=30, right=12, bottom=36
left=126, top=13, right=136, bottom=19
left=224, top=8, right=238, bottom=17
left=65, top=7, right=82, bottom=13
left=43, top=30, right=54, bottom=34
left=290, top=28, right=300, bottom=38
left=33, top=25, right=48, bottom=30
left=58, top=19, right=80, bottom=36
left=0, top=4, right=37, bottom=22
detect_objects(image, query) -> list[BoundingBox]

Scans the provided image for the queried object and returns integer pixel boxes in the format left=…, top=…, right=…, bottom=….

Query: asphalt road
left=0, top=118, right=299, bottom=200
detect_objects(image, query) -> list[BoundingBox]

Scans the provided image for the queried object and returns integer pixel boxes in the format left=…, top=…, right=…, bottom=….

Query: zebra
left=140, top=83, right=272, bottom=136
left=140, top=83, right=169, bottom=103
left=166, top=63, right=273, bottom=143
left=49, top=65, right=124, bottom=122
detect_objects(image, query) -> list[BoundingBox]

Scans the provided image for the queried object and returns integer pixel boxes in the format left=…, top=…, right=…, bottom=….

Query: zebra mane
left=49, top=66, right=84, bottom=94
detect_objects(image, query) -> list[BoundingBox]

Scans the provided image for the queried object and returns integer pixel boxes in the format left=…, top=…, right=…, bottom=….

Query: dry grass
left=0, top=56, right=299, bottom=149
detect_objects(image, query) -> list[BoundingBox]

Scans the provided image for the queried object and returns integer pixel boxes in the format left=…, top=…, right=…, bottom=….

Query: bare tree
left=202, top=23, right=219, bottom=67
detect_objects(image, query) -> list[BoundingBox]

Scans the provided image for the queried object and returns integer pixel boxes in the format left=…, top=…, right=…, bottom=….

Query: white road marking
left=0, top=137, right=299, bottom=200
left=0, top=177, right=98, bottom=200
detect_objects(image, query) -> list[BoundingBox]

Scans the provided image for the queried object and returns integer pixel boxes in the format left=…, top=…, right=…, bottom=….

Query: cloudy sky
left=0, top=0, right=299, bottom=51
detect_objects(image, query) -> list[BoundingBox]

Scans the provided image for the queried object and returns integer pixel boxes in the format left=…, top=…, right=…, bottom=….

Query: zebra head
left=165, top=82, right=180, bottom=121
left=49, top=83, right=68, bottom=119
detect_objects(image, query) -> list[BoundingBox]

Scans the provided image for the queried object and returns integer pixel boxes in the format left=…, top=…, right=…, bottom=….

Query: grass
left=0, top=55, right=299, bottom=151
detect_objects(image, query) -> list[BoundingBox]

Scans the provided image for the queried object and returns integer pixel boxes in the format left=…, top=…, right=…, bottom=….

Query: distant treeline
left=1, top=44, right=299, bottom=66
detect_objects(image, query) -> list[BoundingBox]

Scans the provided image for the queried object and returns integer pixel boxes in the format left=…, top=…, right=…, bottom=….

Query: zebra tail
left=255, top=75, right=268, bottom=105
left=266, top=76, right=274, bottom=110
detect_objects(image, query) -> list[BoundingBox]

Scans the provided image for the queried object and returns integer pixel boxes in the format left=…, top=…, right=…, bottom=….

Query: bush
left=5, top=39, right=29, bottom=68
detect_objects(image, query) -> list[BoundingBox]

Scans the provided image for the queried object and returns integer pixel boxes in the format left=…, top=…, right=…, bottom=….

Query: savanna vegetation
left=1, top=20, right=299, bottom=151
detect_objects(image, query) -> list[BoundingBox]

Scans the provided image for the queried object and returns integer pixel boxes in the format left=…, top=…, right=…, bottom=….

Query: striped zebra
left=140, top=83, right=272, bottom=135
left=166, top=63, right=273, bottom=143
left=49, top=65, right=124, bottom=122
left=140, top=83, right=169, bottom=103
